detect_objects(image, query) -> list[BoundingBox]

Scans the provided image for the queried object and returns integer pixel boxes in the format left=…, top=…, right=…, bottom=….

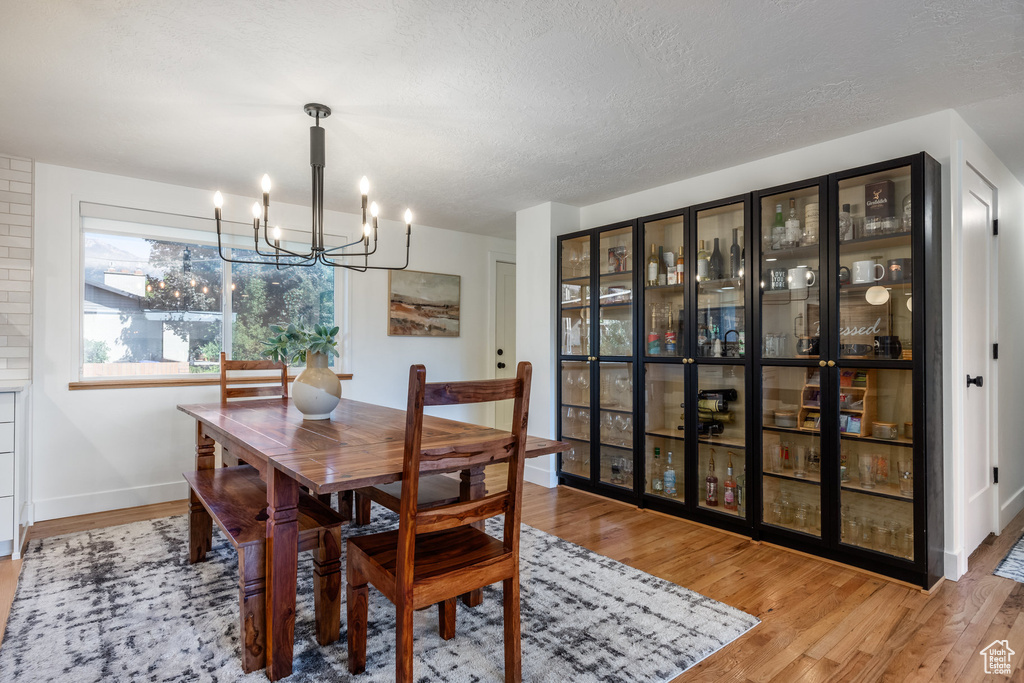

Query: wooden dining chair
left=347, top=362, right=532, bottom=683
left=219, top=351, right=288, bottom=469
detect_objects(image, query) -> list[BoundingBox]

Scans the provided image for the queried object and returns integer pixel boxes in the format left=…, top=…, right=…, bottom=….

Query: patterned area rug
left=0, top=510, right=758, bottom=682
left=995, top=534, right=1024, bottom=582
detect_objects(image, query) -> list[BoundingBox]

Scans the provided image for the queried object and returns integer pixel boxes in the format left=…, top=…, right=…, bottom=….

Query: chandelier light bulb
left=404, top=209, right=413, bottom=225
left=251, top=202, right=261, bottom=219
left=363, top=223, right=372, bottom=237
left=174, top=290, right=180, bottom=298
left=202, top=286, right=208, bottom=294
left=370, top=202, right=379, bottom=218
left=273, top=226, right=282, bottom=241
left=359, top=176, right=369, bottom=196
left=190, top=279, right=196, bottom=287
left=213, top=191, right=224, bottom=209
left=158, top=281, right=165, bottom=289
left=261, top=174, right=272, bottom=193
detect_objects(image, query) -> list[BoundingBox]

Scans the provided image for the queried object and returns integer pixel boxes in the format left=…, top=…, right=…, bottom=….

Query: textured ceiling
left=0, top=0, right=1022, bottom=238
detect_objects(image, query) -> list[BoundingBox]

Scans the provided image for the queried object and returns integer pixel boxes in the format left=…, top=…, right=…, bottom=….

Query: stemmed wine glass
left=568, top=244, right=581, bottom=278
left=578, top=369, right=590, bottom=406
left=565, top=406, right=577, bottom=439
left=565, top=371, right=576, bottom=405
left=613, top=414, right=627, bottom=446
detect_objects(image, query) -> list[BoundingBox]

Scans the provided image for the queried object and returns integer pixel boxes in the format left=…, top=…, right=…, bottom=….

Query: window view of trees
left=82, top=233, right=335, bottom=378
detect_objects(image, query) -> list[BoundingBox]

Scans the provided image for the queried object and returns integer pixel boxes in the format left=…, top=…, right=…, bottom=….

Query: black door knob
left=497, top=362, right=506, bottom=369
left=967, top=375, right=984, bottom=388
left=497, top=348, right=504, bottom=356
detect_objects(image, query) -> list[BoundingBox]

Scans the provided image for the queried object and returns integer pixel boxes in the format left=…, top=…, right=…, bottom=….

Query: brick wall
left=0, top=154, right=32, bottom=382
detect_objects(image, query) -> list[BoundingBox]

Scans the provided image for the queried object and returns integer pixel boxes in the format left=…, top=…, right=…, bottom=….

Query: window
left=81, top=205, right=340, bottom=380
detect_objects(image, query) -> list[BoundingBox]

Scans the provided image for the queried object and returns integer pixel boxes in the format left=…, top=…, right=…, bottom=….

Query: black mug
left=886, top=258, right=912, bottom=283
left=838, top=266, right=851, bottom=285
left=874, top=335, right=903, bottom=359
left=796, top=336, right=820, bottom=356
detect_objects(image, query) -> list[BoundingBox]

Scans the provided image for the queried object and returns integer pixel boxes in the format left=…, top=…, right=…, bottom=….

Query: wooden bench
left=184, top=465, right=345, bottom=673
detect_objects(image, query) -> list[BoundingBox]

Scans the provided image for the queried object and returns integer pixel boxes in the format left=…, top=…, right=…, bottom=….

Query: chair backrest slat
left=415, top=492, right=511, bottom=535
left=220, top=351, right=289, bottom=403
left=395, top=362, right=532, bottom=591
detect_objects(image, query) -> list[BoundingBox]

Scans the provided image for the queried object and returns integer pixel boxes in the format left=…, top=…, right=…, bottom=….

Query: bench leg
left=313, top=526, right=342, bottom=646
left=238, top=544, right=267, bottom=673
left=188, top=425, right=215, bottom=563
left=340, top=490, right=354, bottom=522
left=354, top=492, right=371, bottom=526
left=438, top=597, right=457, bottom=640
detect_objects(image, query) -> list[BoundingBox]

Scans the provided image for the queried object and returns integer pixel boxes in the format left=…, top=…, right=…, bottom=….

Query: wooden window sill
left=68, top=373, right=354, bottom=391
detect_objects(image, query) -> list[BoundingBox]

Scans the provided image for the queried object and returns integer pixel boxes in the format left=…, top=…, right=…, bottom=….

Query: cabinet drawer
left=0, top=393, right=13, bottom=423
left=0, top=423, right=13, bottom=454
left=0, top=497, right=12, bottom=542
left=0, top=452, right=11, bottom=497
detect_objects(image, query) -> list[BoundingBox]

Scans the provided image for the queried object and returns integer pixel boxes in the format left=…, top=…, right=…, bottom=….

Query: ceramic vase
left=292, top=351, right=340, bottom=420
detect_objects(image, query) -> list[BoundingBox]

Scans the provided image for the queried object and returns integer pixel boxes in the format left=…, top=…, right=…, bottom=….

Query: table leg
left=188, top=423, right=215, bottom=563
left=460, top=466, right=487, bottom=607
left=266, top=466, right=299, bottom=681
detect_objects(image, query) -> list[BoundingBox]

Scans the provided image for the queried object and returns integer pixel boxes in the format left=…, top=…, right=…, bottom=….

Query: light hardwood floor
left=1, top=485, right=1021, bottom=681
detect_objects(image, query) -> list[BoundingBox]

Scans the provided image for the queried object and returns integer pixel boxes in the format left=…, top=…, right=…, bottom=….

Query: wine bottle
left=705, top=449, right=719, bottom=506
left=657, top=246, right=667, bottom=286
left=651, top=447, right=663, bottom=493
left=784, top=197, right=801, bottom=247
left=676, top=247, right=685, bottom=283
left=647, top=244, right=659, bottom=286
left=739, top=232, right=745, bottom=278
left=666, top=248, right=677, bottom=285
left=664, top=451, right=677, bottom=497
left=699, top=388, right=739, bottom=402
left=698, top=397, right=727, bottom=412
left=729, top=229, right=740, bottom=279
left=696, top=240, right=709, bottom=281
left=723, top=452, right=737, bottom=511
left=771, top=203, right=785, bottom=250
left=709, top=238, right=724, bottom=281
left=664, top=310, right=677, bottom=355
left=647, top=306, right=661, bottom=355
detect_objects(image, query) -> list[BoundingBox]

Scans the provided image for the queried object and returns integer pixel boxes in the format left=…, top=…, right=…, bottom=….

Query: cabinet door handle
left=827, top=360, right=836, bottom=367
left=819, top=360, right=827, bottom=367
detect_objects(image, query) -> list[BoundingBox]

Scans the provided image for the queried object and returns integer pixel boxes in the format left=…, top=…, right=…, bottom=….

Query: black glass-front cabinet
left=556, top=153, right=942, bottom=588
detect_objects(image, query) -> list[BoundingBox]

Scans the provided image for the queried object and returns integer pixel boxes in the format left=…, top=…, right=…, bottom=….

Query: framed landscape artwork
left=387, top=269, right=461, bottom=337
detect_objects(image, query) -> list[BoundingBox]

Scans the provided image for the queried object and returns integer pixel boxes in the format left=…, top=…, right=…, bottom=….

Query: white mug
left=852, top=260, right=884, bottom=284
left=788, top=266, right=816, bottom=290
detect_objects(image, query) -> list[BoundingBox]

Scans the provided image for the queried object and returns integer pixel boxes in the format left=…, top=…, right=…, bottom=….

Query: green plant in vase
left=262, top=323, right=342, bottom=420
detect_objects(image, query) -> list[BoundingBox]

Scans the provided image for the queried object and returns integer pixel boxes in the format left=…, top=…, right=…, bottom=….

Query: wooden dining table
left=177, top=397, right=567, bottom=681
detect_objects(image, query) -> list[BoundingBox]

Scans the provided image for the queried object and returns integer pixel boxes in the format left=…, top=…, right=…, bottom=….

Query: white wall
left=32, top=163, right=513, bottom=521
left=518, top=109, right=1024, bottom=581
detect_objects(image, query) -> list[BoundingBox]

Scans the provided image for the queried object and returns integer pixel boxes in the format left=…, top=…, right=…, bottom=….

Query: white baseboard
left=34, top=481, right=189, bottom=522
left=525, top=457, right=556, bottom=488
left=1000, top=484, right=1024, bottom=532
left=945, top=548, right=967, bottom=581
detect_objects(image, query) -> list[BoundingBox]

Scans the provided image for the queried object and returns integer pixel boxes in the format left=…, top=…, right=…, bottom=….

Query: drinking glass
left=874, top=455, right=889, bottom=486
left=568, top=244, right=581, bottom=277
left=578, top=369, right=590, bottom=404
left=579, top=409, right=590, bottom=439
left=623, top=415, right=633, bottom=446
left=565, top=372, right=576, bottom=405
left=794, top=446, right=807, bottom=478
left=565, top=407, right=577, bottom=438
left=897, top=460, right=913, bottom=496
left=768, top=444, right=782, bottom=473
left=858, top=454, right=876, bottom=489
left=613, top=414, right=627, bottom=446
left=602, top=412, right=614, bottom=443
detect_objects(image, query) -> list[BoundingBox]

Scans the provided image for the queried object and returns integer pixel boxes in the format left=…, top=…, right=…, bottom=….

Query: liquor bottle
left=723, top=452, right=737, bottom=511
left=784, top=197, right=802, bottom=247
left=666, top=248, right=677, bottom=285
left=664, top=450, right=677, bottom=497
left=781, top=441, right=791, bottom=470
left=771, top=203, right=785, bottom=250
left=839, top=203, right=854, bottom=241
left=651, top=447, right=664, bottom=493
left=676, top=247, right=685, bottom=282
left=705, top=449, right=719, bottom=506
left=696, top=240, right=709, bottom=281
left=709, top=238, right=724, bottom=281
left=738, top=232, right=745, bottom=278
left=647, top=244, right=659, bottom=286
left=699, top=388, right=739, bottom=401
left=697, top=397, right=727, bottom=412
left=664, top=310, right=677, bottom=355
left=647, top=306, right=661, bottom=355
left=657, top=246, right=667, bottom=286
left=729, top=229, right=740, bottom=279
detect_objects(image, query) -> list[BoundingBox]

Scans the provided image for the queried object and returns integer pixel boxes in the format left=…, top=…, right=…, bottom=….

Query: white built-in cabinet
left=0, top=386, right=29, bottom=560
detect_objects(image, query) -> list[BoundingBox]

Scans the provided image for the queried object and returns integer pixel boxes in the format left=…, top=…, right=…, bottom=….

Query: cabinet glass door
left=837, top=368, right=914, bottom=560
left=644, top=364, right=685, bottom=502
left=559, top=234, right=592, bottom=357
left=761, top=366, right=823, bottom=537
left=598, top=362, right=634, bottom=489
left=696, top=202, right=746, bottom=358
left=759, top=186, right=824, bottom=360
left=598, top=226, right=633, bottom=357
left=695, top=365, right=746, bottom=517
left=559, top=360, right=591, bottom=479
left=642, top=215, right=686, bottom=358
left=836, top=165, right=913, bottom=361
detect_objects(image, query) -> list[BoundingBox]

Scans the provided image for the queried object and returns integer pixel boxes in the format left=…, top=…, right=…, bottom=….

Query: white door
left=963, top=164, right=997, bottom=558
left=495, top=262, right=517, bottom=430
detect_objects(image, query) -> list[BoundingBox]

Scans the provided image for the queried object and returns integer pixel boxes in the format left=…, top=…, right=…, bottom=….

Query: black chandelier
left=212, top=103, right=412, bottom=270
